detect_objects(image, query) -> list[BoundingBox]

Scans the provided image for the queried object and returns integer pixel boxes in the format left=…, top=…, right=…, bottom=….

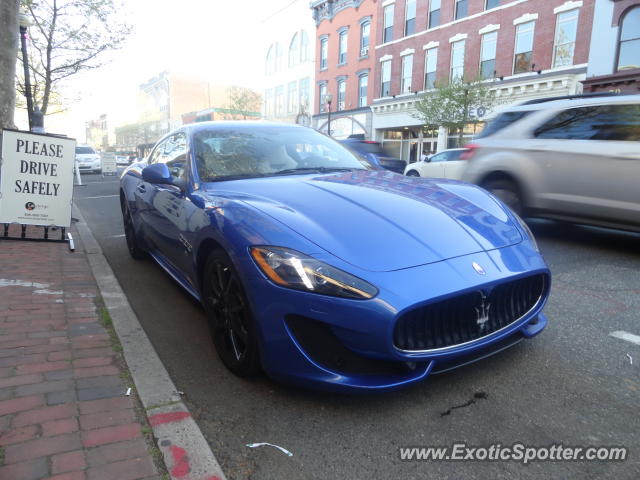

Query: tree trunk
left=0, top=0, right=19, bottom=130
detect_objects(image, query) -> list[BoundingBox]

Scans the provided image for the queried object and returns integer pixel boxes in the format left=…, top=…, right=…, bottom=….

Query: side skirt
left=148, top=250, right=202, bottom=302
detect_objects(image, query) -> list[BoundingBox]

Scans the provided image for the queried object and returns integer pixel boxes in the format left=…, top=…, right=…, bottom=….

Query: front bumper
left=241, top=241, right=550, bottom=392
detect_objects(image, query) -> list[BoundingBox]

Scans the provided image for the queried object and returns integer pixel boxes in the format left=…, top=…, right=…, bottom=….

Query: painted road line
left=85, top=195, right=120, bottom=199
left=609, top=331, right=640, bottom=346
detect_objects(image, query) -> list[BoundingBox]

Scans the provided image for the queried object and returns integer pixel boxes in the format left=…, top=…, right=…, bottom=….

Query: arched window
left=265, top=44, right=276, bottom=76
left=300, top=31, right=310, bottom=63
left=618, top=7, right=640, bottom=71
left=289, top=33, right=300, bottom=68
left=275, top=43, right=283, bottom=72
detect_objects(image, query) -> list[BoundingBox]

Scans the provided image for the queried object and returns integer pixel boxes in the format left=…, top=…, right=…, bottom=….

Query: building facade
left=85, top=114, right=110, bottom=151
left=582, top=0, right=640, bottom=93
left=311, top=0, right=378, bottom=138
left=262, top=1, right=316, bottom=127
left=370, top=0, right=595, bottom=162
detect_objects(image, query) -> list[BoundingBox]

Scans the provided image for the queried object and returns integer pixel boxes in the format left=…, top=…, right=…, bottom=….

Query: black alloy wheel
left=203, top=250, right=261, bottom=377
left=121, top=200, right=147, bottom=260
left=406, top=170, right=420, bottom=177
left=482, top=178, right=524, bottom=216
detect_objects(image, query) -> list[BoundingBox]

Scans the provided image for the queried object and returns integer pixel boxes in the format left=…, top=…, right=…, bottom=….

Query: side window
left=430, top=152, right=447, bottom=163
left=158, top=132, right=188, bottom=180
left=148, top=139, right=168, bottom=165
left=448, top=150, right=464, bottom=161
left=534, top=105, right=640, bottom=141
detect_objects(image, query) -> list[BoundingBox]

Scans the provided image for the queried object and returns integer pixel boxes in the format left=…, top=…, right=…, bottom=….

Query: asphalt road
left=74, top=172, right=640, bottom=480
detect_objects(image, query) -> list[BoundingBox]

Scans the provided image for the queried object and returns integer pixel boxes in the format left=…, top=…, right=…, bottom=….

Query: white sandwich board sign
left=0, top=129, right=76, bottom=228
left=101, top=152, right=117, bottom=174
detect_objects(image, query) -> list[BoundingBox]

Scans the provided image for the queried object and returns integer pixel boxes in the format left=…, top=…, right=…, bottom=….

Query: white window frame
left=450, top=40, right=465, bottom=81
left=513, top=20, right=535, bottom=74
left=401, top=54, right=413, bottom=92
left=405, top=0, right=416, bottom=37
left=552, top=9, right=579, bottom=68
left=383, top=4, right=395, bottom=43
left=479, top=31, right=497, bottom=79
left=381, top=60, right=392, bottom=96
left=424, top=47, right=438, bottom=89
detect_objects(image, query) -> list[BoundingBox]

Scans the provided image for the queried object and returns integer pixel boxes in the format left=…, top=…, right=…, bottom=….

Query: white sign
left=0, top=129, right=75, bottom=227
left=100, top=152, right=117, bottom=174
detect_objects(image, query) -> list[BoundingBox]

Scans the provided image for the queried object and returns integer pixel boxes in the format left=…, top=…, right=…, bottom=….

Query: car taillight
left=459, top=144, right=479, bottom=160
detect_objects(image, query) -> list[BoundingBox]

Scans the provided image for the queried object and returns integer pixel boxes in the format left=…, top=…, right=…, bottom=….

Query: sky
left=20, top=0, right=304, bottom=141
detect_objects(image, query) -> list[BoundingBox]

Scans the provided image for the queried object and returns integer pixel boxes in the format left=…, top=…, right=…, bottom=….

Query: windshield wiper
left=273, top=167, right=361, bottom=176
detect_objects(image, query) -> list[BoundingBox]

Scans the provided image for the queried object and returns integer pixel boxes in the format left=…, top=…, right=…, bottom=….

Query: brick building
left=370, top=0, right=595, bottom=162
left=583, top=0, right=640, bottom=93
left=311, top=0, right=378, bottom=138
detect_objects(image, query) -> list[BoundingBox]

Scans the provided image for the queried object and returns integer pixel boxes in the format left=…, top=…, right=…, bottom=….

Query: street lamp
left=325, top=92, right=333, bottom=136
left=18, top=13, right=35, bottom=130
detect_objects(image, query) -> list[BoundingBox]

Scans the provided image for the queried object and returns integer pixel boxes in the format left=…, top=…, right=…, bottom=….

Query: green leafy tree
left=413, top=77, right=498, bottom=146
left=17, top=0, right=130, bottom=115
left=228, top=86, right=262, bottom=120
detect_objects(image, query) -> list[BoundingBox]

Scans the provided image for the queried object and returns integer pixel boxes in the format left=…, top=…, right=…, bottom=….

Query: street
left=74, top=172, right=640, bottom=480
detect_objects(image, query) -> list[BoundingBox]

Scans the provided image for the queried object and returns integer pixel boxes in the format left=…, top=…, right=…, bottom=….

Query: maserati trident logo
left=472, top=262, right=486, bottom=275
left=475, top=293, right=491, bottom=329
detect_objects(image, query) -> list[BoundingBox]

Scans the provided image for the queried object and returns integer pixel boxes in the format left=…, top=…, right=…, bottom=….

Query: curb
left=73, top=203, right=227, bottom=480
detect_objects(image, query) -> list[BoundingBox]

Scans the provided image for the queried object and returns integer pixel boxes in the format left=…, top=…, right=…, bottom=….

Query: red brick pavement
left=0, top=225, right=161, bottom=480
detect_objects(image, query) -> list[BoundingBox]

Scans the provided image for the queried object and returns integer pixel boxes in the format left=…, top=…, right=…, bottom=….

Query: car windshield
left=75, top=146, right=96, bottom=154
left=194, top=126, right=370, bottom=182
left=477, top=110, right=534, bottom=138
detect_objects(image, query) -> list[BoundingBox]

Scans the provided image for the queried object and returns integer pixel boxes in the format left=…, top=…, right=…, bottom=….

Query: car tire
left=482, top=178, right=524, bottom=215
left=406, top=170, right=420, bottom=177
left=121, top=201, right=147, bottom=260
left=202, top=250, right=261, bottom=377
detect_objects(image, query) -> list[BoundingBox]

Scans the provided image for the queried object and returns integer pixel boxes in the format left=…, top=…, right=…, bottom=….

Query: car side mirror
left=142, top=163, right=172, bottom=184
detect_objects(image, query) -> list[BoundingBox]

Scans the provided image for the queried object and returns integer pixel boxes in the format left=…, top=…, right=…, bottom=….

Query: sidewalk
left=0, top=222, right=225, bottom=480
left=0, top=224, right=162, bottom=480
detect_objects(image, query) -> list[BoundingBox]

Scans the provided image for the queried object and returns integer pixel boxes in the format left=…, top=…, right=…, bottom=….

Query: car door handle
left=137, top=185, right=146, bottom=194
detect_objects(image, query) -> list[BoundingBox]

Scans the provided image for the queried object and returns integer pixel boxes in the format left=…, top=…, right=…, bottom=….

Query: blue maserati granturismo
left=119, top=122, right=551, bottom=392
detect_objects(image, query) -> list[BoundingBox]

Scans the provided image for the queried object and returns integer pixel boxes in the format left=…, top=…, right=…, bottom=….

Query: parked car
left=75, top=145, right=101, bottom=173
left=339, top=139, right=406, bottom=174
left=119, top=121, right=550, bottom=392
left=462, top=94, right=640, bottom=232
left=404, top=148, right=469, bottom=179
left=116, top=155, right=130, bottom=166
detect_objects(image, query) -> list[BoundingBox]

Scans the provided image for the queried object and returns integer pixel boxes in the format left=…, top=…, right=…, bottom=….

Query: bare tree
left=0, top=0, right=19, bottom=129
left=17, top=0, right=130, bottom=115
left=228, top=86, right=262, bottom=120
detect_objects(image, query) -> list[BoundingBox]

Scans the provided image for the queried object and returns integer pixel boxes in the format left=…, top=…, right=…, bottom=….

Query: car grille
left=394, top=274, right=547, bottom=352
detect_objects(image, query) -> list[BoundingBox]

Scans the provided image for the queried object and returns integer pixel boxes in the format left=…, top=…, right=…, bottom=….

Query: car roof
left=496, top=93, right=640, bottom=114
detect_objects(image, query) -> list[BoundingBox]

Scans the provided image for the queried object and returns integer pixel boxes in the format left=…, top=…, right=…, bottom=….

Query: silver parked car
left=462, top=94, right=640, bottom=232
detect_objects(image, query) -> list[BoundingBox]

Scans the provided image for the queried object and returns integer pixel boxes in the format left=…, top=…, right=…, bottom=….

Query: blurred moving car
left=339, top=139, right=406, bottom=174
left=404, top=148, right=469, bottom=179
left=75, top=145, right=101, bottom=174
left=462, top=94, right=640, bottom=232
left=119, top=121, right=550, bottom=392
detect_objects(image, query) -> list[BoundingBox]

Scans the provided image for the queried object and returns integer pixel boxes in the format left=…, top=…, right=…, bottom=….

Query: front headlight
left=250, top=246, right=378, bottom=300
left=512, top=213, right=539, bottom=252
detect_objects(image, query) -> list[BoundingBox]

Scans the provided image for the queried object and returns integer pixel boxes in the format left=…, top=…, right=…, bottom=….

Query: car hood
left=204, top=170, right=522, bottom=272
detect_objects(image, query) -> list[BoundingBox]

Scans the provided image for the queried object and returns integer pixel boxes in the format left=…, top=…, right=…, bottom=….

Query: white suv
left=462, top=94, right=640, bottom=232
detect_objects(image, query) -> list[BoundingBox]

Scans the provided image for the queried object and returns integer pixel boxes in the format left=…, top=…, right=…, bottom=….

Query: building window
left=455, top=0, right=468, bottom=20
left=266, top=44, right=276, bottom=76
left=618, top=7, right=640, bottom=71
left=287, top=81, right=297, bottom=113
left=485, top=0, right=500, bottom=10
left=405, top=0, right=416, bottom=36
left=275, top=86, right=284, bottom=116
left=514, top=21, right=535, bottom=74
left=360, top=21, right=370, bottom=56
left=358, top=74, right=368, bottom=107
left=339, top=30, right=348, bottom=64
left=289, top=33, right=299, bottom=68
left=383, top=4, right=394, bottom=43
left=320, top=37, right=328, bottom=70
left=275, top=43, right=282, bottom=72
left=428, top=0, right=440, bottom=29
left=300, top=31, right=310, bottom=63
left=480, top=31, right=497, bottom=79
left=450, top=40, right=465, bottom=80
left=381, top=60, right=391, bottom=96
left=299, top=77, right=310, bottom=110
left=424, top=47, right=437, bottom=89
left=553, top=9, right=579, bottom=68
left=319, top=83, right=326, bottom=113
left=401, top=54, right=413, bottom=92
left=264, top=88, right=273, bottom=117
left=337, top=79, right=346, bottom=111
